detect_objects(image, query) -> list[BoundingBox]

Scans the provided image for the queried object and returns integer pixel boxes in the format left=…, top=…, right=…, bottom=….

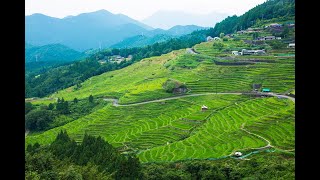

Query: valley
left=25, top=0, right=296, bottom=179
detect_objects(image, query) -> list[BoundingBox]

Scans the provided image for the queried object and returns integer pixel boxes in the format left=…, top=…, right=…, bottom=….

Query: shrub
left=162, top=79, right=186, bottom=93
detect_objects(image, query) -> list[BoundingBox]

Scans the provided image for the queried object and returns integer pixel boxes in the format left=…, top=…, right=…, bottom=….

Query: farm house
left=232, top=51, right=239, bottom=55
left=206, top=36, right=214, bottom=42
left=201, top=105, right=208, bottom=111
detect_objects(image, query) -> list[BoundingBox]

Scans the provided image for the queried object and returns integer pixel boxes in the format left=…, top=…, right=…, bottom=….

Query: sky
left=25, top=0, right=266, bottom=20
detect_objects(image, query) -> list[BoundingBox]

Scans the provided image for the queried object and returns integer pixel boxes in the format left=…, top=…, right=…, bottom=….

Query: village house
left=265, top=23, right=282, bottom=28
left=235, top=152, right=242, bottom=157
left=127, top=55, right=133, bottom=60
left=264, top=36, right=276, bottom=40
left=241, top=49, right=266, bottom=55
left=237, top=30, right=246, bottom=34
left=110, top=55, right=125, bottom=63
left=98, top=60, right=106, bottom=65
left=232, top=51, right=239, bottom=56
left=201, top=105, right=208, bottom=111
left=206, top=36, right=214, bottom=42
left=213, top=37, right=222, bottom=41
left=256, top=36, right=281, bottom=41
left=288, top=43, right=295, bottom=48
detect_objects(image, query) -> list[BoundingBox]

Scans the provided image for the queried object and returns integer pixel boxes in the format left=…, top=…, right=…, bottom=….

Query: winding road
left=103, top=92, right=295, bottom=107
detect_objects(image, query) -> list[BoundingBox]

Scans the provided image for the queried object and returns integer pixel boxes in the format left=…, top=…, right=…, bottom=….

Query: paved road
left=103, top=92, right=295, bottom=107
left=261, top=92, right=295, bottom=103
left=103, top=92, right=242, bottom=106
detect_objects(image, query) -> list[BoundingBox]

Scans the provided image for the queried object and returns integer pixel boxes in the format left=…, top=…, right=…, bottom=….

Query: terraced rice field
left=27, top=39, right=295, bottom=163
left=138, top=97, right=294, bottom=162
left=26, top=94, right=294, bottom=163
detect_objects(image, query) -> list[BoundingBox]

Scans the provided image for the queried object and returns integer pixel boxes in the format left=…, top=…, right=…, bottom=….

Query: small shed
left=262, top=88, right=271, bottom=92
left=213, top=37, right=222, bottom=41
left=234, top=152, right=242, bottom=157
left=232, top=51, right=239, bottom=55
left=201, top=105, right=208, bottom=111
left=288, top=43, right=295, bottom=48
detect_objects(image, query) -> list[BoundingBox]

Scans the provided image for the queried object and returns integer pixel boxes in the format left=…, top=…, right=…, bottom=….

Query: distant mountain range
left=26, top=10, right=154, bottom=51
left=26, top=10, right=207, bottom=51
left=142, top=10, right=229, bottom=30
left=25, top=43, right=85, bottom=63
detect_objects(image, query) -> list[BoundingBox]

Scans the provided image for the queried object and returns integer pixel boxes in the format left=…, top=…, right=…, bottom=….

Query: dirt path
left=241, top=123, right=272, bottom=149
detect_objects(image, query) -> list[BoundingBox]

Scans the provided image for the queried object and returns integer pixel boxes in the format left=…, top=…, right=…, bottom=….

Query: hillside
left=26, top=26, right=295, bottom=165
left=110, top=25, right=206, bottom=49
left=25, top=43, right=85, bottom=63
left=110, top=34, right=173, bottom=49
left=25, top=10, right=153, bottom=51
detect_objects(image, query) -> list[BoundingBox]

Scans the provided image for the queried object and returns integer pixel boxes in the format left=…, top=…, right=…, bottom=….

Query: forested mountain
left=208, top=0, right=295, bottom=36
left=110, top=34, right=173, bottom=49
left=25, top=43, right=85, bottom=63
left=25, top=10, right=153, bottom=51
left=110, top=25, right=206, bottom=48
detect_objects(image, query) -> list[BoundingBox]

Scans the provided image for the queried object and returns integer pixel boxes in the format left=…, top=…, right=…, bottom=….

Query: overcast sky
left=25, top=0, right=266, bottom=20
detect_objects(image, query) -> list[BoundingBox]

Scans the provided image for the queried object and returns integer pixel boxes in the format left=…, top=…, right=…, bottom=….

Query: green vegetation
left=162, top=79, right=186, bottom=93
left=26, top=0, right=295, bottom=178
left=141, top=151, right=294, bottom=179
left=26, top=97, right=108, bottom=134
left=209, top=0, right=295, bottom=36
left=26, top=131, right=142, bottom=179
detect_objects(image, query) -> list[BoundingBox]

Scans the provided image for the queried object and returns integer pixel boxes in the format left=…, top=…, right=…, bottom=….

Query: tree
left=25, top=102, right=34, bottom=114
left=25, top=110, right=54, bottom=131
left=219, top=32, right=225, bottom=38
left=48, top=103, right=55, bottom=110
left=89, top=95, right=94, bottom=103
left=252, top=32, right=259, bottom=40
left=162, top=79, right=186, bottom=93
left=56, top=98, right=70, bottom=114
left=281, top=25, right=290, bottom=38
left=73, top=98, right=79, bottom=104
left=213, top=41, right=225, bottom=51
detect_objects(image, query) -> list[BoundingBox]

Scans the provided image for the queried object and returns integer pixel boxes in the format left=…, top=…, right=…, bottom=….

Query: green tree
left=25, top=102, right=34, bottom=114
left=162, top=79, right=186, bottom=93
left=281, top=25, right=290, bottom=38
left=213, top=41, right=225, bottom=51
left=48, top=103, right=55, bottom=110
left=88, top=95, right=94, bottom=103
left=219, top=32, right=225, bottom=38
left=252, top=32, right=259, bottom=40
left=73, top=98, right=79, bottom=104
left=25, top=110, right=54, bottom=131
